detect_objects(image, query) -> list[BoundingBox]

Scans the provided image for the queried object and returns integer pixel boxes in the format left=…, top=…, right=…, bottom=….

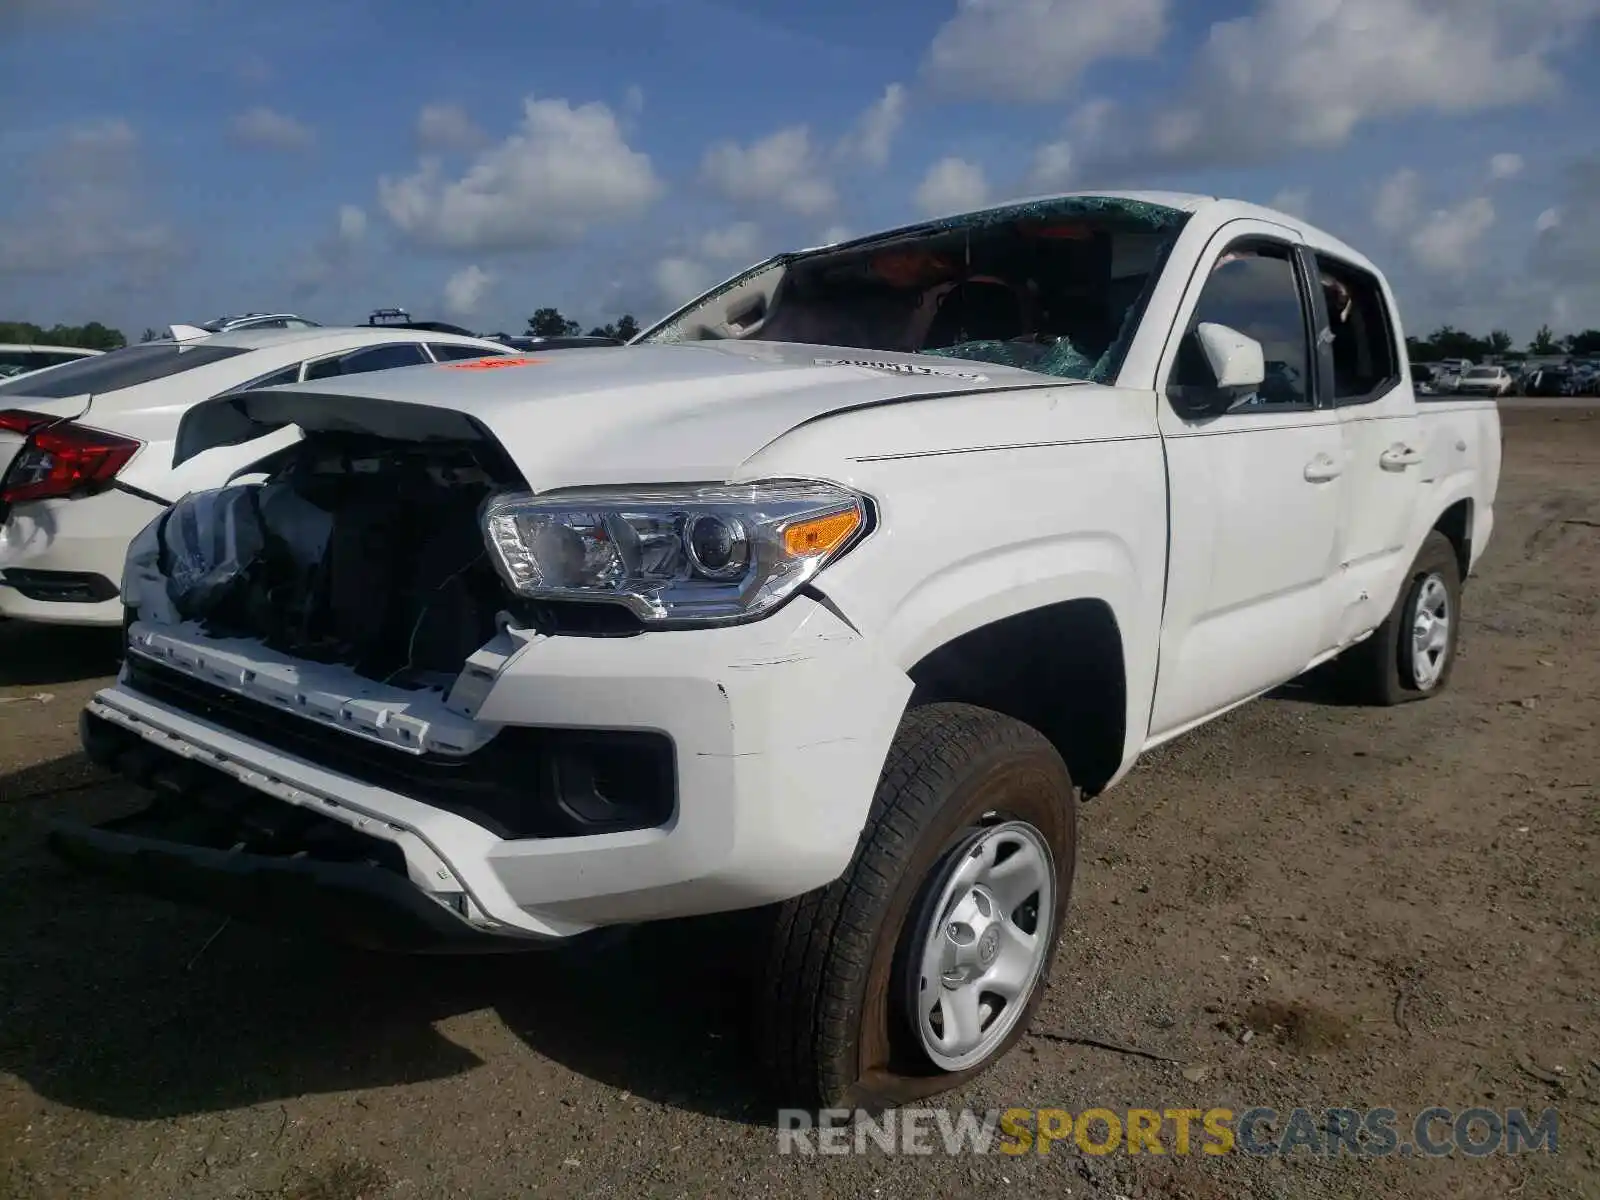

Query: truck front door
left=1149, top=222, right=1346, bottom=738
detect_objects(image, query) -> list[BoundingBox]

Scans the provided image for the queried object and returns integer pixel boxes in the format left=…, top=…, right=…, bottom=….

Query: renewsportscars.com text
left=777, top=1107, right=1560, bottom=1158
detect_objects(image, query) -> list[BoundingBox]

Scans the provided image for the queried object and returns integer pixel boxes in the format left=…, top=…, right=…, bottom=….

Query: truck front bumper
left=60, top=598, right=912, bottom=947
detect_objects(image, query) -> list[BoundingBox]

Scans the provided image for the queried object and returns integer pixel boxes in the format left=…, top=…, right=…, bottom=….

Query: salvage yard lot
left=1, top=406, right=1596, bottom=1200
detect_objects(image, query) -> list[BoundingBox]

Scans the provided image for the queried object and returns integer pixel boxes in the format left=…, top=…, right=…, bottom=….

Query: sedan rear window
left=0, top=343, right=249, bottom=398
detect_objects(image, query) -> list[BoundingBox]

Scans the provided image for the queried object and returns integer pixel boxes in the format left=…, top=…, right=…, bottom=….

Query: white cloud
left=838, top=83, right=907, bottom=167
left=1488, top=152, right=1525, bottom=180
left=818, top=224, right=853, bottom=246
left=1269, top=187, right=1310, bottom=218
left=923, top=0, right=1168, bottom=102
left=379, top=96, right=661, bottom=252
left=1373, top=168, right=1423, bottom=235
left=0, top=119, right=175, bottom=277
left=700, top=126, right=836, bottom=215
left=698, top=222, right=761, bottom=261
left=1026, top=140, right=1074, bottom=191
left=654, top=257, right=714, bottom=306
left=1530, top=158, right=1600, bottom=298
left=443, top=264, right=495, bottom=317
left=623, top=85, right=645, bottom=117
left=288, top=203, right=370, bottom=296
left=1069, top=98, right=1117, bottom=142
left=914, top=157, right=990, bottom=217
left=1409, top=197, right=1496, bottom=274
left=231, top=106, right=315, bottom=152
left=1143, top=0, right=1600, bottom=166
left=416, top=103, right=485, bottom=153
left=337, top=204, right=367, bottom=242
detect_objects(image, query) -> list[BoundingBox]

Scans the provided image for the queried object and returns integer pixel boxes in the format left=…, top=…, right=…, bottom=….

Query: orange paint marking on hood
left=443, top=356, right=548, bottom=370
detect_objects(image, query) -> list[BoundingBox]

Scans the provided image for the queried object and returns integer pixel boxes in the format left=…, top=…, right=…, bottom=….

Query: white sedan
left=0, top=325, right=514, bottom=626
left=0, top=343, right=103, bottom=383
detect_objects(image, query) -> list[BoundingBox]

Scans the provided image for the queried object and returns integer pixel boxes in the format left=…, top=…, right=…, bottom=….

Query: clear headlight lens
left=481, top=480, right=869, bottom=624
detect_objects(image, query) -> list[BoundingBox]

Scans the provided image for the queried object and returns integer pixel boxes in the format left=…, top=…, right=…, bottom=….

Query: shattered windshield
left=640, top=196, right=1192, bottom=384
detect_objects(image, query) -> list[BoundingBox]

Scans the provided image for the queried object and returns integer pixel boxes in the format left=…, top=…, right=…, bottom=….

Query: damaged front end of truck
left=50, top=426, right=684, bottom=951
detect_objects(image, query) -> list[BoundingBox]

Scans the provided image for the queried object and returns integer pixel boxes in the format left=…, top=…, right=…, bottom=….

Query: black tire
left=1331, top=530, right=1463, bottom=706
left=758, top=702, right=1077, bottom=1111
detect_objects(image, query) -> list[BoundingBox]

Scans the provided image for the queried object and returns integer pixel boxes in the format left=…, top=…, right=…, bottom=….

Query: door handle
left=1304, top=453, right=1342, bottom=482
left=1380, top=443, right=1423, bottom=470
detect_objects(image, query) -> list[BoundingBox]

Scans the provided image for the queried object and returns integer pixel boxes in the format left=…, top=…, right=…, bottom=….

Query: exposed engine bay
left=145, top=436, right=520, bottom=688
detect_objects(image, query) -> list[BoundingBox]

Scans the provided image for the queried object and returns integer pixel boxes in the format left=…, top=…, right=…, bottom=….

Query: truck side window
left=1314, top=255, right=1398, bottom=405
left=1172, top=242, right=1310, bottom=412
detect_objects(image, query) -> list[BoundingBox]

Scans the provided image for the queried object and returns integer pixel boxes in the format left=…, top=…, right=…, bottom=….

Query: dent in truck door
left=1149, top=224, right=1346, bottom=737
left=1307, top=248, right=1426, bottom=648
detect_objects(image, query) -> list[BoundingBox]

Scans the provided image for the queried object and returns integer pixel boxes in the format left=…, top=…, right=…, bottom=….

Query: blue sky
left=3, top=0, right=1599, bottom=341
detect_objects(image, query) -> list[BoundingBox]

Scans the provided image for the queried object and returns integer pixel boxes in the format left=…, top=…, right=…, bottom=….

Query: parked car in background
left=495, top=334, right=624, bottom=352
left=0, top=325, right=514, bottom=627
left=0, top=343, right=103, bottom=383
left=1521, top=366, right=1573, bottom=397
left=197, top=313, right=323, bottom=334
left=1431, top=368, right=1463, bottom=394
left=53, top=191, right=1501, bottom=1108
left=1457, top=364, right=1514, bottom=397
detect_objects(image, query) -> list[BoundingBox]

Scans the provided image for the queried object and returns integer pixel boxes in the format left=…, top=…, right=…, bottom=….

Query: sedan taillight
left=0, top=410, right=142, bottom=505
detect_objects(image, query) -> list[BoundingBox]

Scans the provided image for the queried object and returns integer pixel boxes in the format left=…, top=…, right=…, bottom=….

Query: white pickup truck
left=52, top=191, right=1500, bottom=1110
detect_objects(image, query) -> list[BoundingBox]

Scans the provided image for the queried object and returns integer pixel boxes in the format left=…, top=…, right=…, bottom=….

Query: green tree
left=1563, top=329, right=1600, bottom=355
left=1529, top=324, right=1560, bottom=355
left=1486, top=329, right=1513, bottom=355
left=1425, top=325, right=1487, bottom=361
left=0, top=320, right=126, bottom=350
left=140, top=327, right=161, bottom=343
left=1404, top=335, right=1438, bottom=364
left=587, top=314, right=640, bottom=341
left=527, top=308, right=580, bottom=338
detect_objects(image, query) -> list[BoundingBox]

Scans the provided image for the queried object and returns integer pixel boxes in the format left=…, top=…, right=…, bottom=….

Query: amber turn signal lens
left=782, top=508, right=861, bottom=557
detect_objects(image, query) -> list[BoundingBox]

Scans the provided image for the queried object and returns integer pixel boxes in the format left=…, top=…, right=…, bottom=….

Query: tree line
left=0, top=321, right=127, bottom=351
left=1407, top=324, right=1600, bottom=363
left=525, top=309, right=640, bottom=341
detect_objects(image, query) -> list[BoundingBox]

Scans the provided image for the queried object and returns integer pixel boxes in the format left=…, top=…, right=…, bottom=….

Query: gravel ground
left=1, top=406, right=1596, bottom=1200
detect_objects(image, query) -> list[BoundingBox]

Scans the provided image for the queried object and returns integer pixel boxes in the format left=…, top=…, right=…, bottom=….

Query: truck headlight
left=481, top=480, right=870, bottom=625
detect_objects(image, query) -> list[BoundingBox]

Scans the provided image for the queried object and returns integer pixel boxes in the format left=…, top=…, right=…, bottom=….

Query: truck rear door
left=1303, top=248, right=1426, bottom=648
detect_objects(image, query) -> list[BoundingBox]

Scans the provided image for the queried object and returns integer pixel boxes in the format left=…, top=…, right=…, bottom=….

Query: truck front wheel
left=758, top=702, right=1076, bottom=1110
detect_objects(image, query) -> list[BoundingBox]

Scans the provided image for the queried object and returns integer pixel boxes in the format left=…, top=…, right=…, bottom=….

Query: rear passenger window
left=303, top=343, right=430, bottom=381
left=1171, top=241, right=1311, bottom=412
left=339, top=343, right=430, bottom=376
left=428, top=343, right=505, bottom=362
left=1315, top=256, right=1398, bottom=404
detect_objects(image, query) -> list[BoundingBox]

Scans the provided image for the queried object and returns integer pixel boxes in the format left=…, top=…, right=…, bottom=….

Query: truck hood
left=174, top=340, right=1068, bottom=491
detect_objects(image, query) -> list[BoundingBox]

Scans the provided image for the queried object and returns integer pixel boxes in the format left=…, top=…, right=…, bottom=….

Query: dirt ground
left=1, top=406, right=1596, bottom=1200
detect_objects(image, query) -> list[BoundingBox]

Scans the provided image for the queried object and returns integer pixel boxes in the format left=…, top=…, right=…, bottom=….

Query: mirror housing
left=1172, top=323, right=1268, bottom=418
left=1195, top=322, right=1265, bottom=392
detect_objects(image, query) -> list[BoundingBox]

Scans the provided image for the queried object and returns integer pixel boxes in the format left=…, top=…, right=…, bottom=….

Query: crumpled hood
left=174, top=340, right=1066, bottom=491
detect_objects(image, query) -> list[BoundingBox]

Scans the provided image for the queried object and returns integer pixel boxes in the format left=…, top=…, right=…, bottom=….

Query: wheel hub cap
left=909, top=821, right=1056, bottom=1072
left=1410, top=573, right=1451, bottom=690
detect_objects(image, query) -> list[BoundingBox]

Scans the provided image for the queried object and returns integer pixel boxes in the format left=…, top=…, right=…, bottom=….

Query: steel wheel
left=1410, top=572, right=1451, bottom=691
left=907, top=820, right=1056, bottom=1073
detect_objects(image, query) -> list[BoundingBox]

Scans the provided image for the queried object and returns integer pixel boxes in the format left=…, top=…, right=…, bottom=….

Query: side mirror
left=1195, top=322, right=1265, bottom=392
